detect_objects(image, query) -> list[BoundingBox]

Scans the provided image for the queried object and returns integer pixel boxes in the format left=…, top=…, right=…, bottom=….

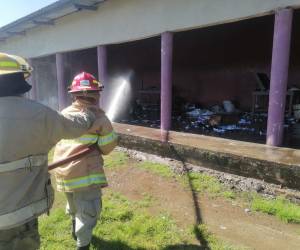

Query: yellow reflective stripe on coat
left=56, top=174, right=107, bottom=191
left=74, top=134, right=98, bottom=144
left=98, top=131, right=117, bottom=146
left=60, top=134, right=98, bottom=146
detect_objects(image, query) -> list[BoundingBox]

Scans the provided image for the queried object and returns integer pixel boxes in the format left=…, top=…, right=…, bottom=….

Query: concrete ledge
left=113, top=123, right=300, bottom=190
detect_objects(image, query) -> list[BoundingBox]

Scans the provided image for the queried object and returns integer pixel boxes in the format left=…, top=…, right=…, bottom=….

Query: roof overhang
left=0, top=0, right=105, bottom=41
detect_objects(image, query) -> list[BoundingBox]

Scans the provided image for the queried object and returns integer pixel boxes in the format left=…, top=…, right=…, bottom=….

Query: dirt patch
left=105, top=165, right=300, bottom=250
left=119, top=147, right=300, bottom=204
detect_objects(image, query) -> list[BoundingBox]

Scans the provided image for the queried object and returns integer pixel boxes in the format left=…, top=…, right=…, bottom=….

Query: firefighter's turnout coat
left=0, top=96, right=95, bottom=230
left=52, top=100, right=117, bottom=192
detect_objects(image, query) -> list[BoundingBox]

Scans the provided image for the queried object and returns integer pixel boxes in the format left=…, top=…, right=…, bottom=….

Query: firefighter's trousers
left=65, top=188, right=102, bottom=247
left=0, top=219, right=39, bottom=250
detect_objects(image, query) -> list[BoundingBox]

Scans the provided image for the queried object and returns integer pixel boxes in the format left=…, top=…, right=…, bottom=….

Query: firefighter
left=0, top=53, right=96, bottom=250
left=52, top=72, right=117, bottom=250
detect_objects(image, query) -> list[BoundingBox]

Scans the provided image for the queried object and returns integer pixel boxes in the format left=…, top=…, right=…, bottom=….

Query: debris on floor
left=117, top=97, right=300, bottom=145
left=119, top=99, right=299, bottom=145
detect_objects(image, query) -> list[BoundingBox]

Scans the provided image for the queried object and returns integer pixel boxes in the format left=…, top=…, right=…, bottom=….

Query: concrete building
left=1, top=0, right=300, bottom=148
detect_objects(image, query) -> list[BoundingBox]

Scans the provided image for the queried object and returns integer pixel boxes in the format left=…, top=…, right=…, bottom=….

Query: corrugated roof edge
left=0, top=0, right=105, bottom=39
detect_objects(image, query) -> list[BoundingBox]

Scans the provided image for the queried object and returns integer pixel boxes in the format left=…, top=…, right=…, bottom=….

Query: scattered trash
left=208, top=115, right=222, bottom=126
left=185, top=125, right=190, bottom=130
left=238, top=118, right=251, bottom=125
left=244, top=208, right=251, bottom=213
left=293, top=104, right=300, bottom=121
left=213, top=128, right=226, bottom=134
left=259, top=131, right=266, bottom=136
left=223, top=100, right=236, bottom=113
left=211, top=105, right=224, bottom=113
left=220, top=225, right=227, bottom=230
left=118, top=99, right=298, bottom=144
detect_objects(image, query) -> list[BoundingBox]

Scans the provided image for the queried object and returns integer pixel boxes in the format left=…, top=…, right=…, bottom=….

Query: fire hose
left=48, top=144, right=97, bottom=171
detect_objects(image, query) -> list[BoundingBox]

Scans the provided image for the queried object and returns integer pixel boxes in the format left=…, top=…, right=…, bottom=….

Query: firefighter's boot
left=77, top=244, right=90, bottom=250
left=72, top=219, right=77, bottom=240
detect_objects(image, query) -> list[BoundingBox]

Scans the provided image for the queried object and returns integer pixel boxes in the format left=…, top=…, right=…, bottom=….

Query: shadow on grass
left=163, top=244, right=205, bottom=249
left=169, top=144, right=210, bottom=249
left=91, top=236, right=145, bottom=250
left=92, top=236, right=204, bottom=250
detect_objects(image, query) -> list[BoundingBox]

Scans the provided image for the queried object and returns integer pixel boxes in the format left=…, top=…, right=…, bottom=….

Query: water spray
left=106, top=78, right=129, bottom=121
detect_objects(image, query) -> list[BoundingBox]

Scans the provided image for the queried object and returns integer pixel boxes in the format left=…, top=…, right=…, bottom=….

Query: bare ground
left=105, top=162, right=300, bottom=250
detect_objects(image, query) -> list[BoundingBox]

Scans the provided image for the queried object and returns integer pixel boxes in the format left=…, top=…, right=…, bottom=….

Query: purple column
left=266, top=8, right=293, bottom=146
left=160, top=32, right=173, bottom=142
left=27, top=59, right=37, bottom=100
left=56, top=53, right=68, bottom=111
left=97, top=45, right=108, bottom=110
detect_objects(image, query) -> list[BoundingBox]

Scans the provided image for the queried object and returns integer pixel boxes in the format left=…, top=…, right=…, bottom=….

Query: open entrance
left=110, top=13, right=300, bottom=149
left=170, top=14, right=275, bottom=145
left=107, top=36, right=161, bottom=126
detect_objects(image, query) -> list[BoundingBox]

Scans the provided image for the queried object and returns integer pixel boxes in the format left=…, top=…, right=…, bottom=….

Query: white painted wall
left=0, top=0, right=299, bottom=58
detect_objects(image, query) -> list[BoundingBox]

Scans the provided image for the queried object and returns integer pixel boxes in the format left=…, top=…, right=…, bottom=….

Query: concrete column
left=27, top=59, right=37, bottom=100
left=56, top=53, right=68, bottom=110
left=266, top=8, right=293, bottom=146
left=97, top=45, right=107, bottom=110
left=160, top=32, right=173, bottom=142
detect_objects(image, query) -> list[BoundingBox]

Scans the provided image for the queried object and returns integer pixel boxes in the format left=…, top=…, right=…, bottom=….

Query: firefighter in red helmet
left=52, top=72, right=117, bottom=250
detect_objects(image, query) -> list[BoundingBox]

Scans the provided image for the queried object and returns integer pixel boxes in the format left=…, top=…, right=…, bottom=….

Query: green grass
left=103, top=151, right=128, bottom=169
left=135, top=158, right=300, bottom=224
left=137, top=161, right=175, bottom=178
left=40, top=190, right=240, bottom=250
left=39, top=209, right=74, bottom=250
left=49, top=149, right=300, bottom=225
left=39, top=192, right=194, bottom=250
left=96, top=192, right=192, bottom=249
left=137, top=192, right=156, bottom=208
left=137, top=161, right=235, bottom=199
left=180, top=172, right=235, bottom=199
left=251, top=195, right=300, bottom=223
left=194, top=224, right=246, bottom=250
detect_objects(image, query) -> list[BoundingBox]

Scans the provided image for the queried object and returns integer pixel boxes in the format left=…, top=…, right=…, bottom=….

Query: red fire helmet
left=68, top=72, right=103, bottom=93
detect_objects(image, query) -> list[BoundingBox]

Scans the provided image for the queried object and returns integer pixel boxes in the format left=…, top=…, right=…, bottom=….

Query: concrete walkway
left=113, top=123, right=300, bottom=189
